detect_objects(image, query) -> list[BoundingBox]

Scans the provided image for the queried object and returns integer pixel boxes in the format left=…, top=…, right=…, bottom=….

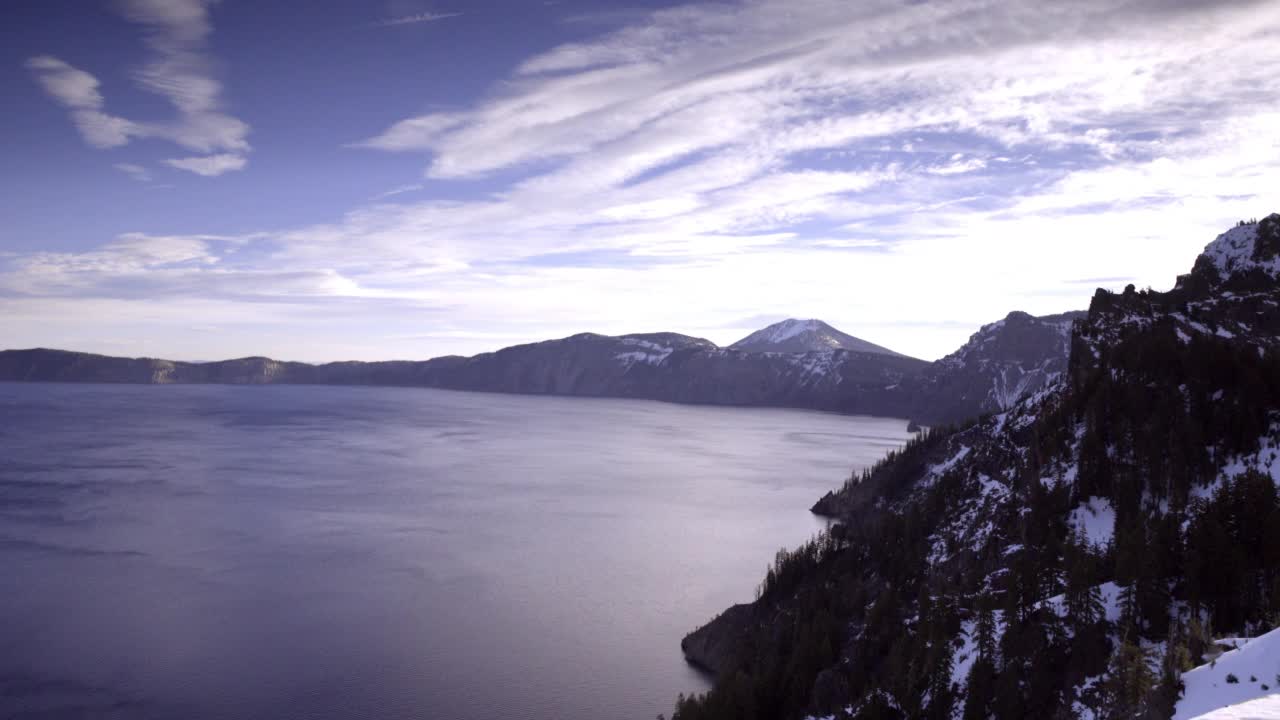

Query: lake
left=0, top=383, right=909, bottom=719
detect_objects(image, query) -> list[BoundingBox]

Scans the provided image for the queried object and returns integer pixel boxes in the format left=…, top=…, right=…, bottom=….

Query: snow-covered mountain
left=679, top=214, right=1280, bottom=720
left=729, top=318, right=904, bottom=356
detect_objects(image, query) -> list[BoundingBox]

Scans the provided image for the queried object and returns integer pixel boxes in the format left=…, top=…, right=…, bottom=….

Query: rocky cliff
left=888, top=310, right=1085, bottom=427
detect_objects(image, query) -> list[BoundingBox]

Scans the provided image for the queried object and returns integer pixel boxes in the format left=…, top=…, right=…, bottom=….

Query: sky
left=1, top=0, right=1278, bottom=363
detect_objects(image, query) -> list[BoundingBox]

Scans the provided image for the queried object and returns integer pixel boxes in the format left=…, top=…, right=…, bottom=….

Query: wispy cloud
left=374, top=12, right=461, bottom=27
left=163, top=153, right=247, bottom=177
left=7, top=0, right=1280, bottom=362
left=928, top=156, right=988, bottom=176
left=377, top=183, right=425, bottom=199
left=26, top=0, right=249, bottom=175
left=114, top=162, right=152, bottom=182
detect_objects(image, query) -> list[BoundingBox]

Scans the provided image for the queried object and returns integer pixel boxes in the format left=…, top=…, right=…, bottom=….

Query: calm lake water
left=0, top=383, right=909, bottom=720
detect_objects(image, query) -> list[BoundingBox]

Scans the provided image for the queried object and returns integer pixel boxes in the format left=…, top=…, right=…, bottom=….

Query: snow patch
left=786, top=351, right=843, bottom=385
left=1195, top=422, right=1280, bottom=500
left=1069, top=497, right=1116, bottom=548
left=1174, top=627, right=1280, bottom=720
left=922, top=445, right=971, bottom=486
left=950, top=619, right=979, bottom=692
left=613, top=338, right=674, bottom=368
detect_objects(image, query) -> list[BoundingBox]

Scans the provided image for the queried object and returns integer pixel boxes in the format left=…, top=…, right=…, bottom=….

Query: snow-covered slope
left=1183, top=695, right=1280, bottom=719
left=729, top=318, right=905, bottom=356
left=1175, top=629, right=1280, bottom=719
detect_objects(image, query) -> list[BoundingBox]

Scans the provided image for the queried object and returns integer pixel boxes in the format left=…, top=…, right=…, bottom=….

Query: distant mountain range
left=0, top=312, right=1084, bottom=427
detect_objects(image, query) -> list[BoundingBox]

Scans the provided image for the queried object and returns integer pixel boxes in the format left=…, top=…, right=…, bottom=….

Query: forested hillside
left=674, top=215, right=1280, bottom=720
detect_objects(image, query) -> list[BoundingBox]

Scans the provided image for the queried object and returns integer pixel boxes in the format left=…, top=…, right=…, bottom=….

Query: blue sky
left=2, top=0, right=1278, bottom=362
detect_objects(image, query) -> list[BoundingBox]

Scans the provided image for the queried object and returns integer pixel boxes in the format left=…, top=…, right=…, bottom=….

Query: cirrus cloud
left=6, top=0, right=1280, bottom=362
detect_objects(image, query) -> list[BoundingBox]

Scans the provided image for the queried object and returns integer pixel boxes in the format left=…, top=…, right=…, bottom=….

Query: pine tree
left=961, top=656, right=995, bottom=720
left=925, top=596, right=956, bottom=720
left=926, top=641, right=955, bottom=720
left=1103, top=638, right=1156, bottom=720
left=963, top=593, right=1000, bottom=720
left=976, top=593, right=997, bottom=663
left=1187, top=616, right=1214, bottom=665
left=1149, top=621, right=1190, bottom=718
left=1064, top=528, right=1104, bottom=631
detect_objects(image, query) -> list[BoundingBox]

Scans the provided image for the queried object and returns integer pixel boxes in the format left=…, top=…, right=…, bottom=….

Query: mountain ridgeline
left=0, top=316, right=1082, bottom=427
left=674, top=214, right=1280, bottom=720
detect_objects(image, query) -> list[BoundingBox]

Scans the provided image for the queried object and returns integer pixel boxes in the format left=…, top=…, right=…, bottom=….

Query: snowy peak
left=1188, top=213, right=1280, bottom=287
left=729, top=318, right=904, bottom=356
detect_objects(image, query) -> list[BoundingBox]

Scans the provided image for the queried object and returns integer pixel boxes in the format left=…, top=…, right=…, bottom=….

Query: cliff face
left=0, top=349, right=318, bottom=386
left=893, top=310, right=1085, bottom=426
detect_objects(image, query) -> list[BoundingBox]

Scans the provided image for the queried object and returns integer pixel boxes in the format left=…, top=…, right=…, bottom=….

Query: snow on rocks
left=989, top=366, right=1036, bottom=410
left=923, top=444, right=971, bottom=486
left=786, top=351, right=844, bottom=385
left=613, top=338, right=675, bottom=368
left=1193, top=422, right=1280, bottom=500
left=1202, top=221, right=1280, bottom=282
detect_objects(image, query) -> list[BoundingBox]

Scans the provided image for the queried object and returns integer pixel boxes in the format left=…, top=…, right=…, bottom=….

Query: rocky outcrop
left=680, top=603, right=758, bottom=677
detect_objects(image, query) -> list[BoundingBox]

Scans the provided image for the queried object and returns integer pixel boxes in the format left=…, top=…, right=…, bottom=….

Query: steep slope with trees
left=675, top=214, right=1280, bottom=720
